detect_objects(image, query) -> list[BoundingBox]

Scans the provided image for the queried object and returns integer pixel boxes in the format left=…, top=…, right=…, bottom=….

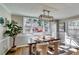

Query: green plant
left=4, top=20, right=22, bottom=48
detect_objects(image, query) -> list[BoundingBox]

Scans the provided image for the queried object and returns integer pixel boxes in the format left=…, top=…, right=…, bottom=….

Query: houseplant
left=4, top=20, right=22, bottom=50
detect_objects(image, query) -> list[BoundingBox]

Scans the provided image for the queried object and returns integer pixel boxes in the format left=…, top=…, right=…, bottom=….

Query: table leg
left=54, top=42, right=59, bottom=55
left=29, top=44, right=32, bottom=55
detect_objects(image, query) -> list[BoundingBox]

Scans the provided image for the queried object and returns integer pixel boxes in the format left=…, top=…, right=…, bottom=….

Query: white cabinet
left=0, top=37, right=12, bottom=55
left=0, top=39, right=8, bottom=54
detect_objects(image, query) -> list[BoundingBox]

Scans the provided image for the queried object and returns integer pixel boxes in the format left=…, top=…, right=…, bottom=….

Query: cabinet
left=0, top=37, right=12, bottom=55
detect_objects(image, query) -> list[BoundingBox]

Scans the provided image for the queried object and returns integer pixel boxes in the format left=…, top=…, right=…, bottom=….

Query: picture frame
left=0, top=16, right=8, bottom=26
left=0, top=16, right=4, bottom=25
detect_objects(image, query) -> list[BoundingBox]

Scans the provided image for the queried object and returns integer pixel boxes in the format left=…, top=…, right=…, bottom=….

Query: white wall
left=11, top=15, right=23, bottom=27
left=0, top=5, right=11, bottom=40
left=0, top=4, right=12, bottom=54
left=11, top=15, right=24, bottom=47
left=0, top=5, right=11, bottom=20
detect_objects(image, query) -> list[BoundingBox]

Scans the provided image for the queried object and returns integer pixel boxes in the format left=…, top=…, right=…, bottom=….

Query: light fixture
left=39, top=9, right=53, bottom=20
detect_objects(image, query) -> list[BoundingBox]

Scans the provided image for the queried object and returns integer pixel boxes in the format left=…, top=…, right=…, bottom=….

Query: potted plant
left=4, top=20, right=22, bottom=51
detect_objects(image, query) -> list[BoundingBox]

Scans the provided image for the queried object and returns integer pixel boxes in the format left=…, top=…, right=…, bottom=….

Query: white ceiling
left=2, top=3, right=79, bottom=19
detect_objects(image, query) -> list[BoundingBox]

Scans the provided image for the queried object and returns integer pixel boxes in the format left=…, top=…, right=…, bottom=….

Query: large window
left=23, top=17, right=51, bottom=35
left=67, top=20, right=79, bottom=39
left=65, top=20, right=79, bottom=47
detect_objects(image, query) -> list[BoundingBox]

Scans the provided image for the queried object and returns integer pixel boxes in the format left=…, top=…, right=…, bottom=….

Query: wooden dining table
left=28, top=38, right=60, bottom=55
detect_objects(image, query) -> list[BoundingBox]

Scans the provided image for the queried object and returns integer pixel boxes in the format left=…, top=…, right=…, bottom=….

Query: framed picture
left=0, top=16, right=8, bottom=26
left=0, top=16, right=4, bottom=25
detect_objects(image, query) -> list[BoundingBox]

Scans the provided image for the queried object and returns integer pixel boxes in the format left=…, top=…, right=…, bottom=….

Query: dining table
left=28, top=38, right=60, bottom=55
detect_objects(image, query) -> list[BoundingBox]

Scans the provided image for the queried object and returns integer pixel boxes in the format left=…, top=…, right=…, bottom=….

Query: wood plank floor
left=6, top=46, right=79, bottom=55
left=6, top=46, right=29, bottom=55
left=72, top=50, right=79, bottom=55
left=6, top=44, right=48, bottom=55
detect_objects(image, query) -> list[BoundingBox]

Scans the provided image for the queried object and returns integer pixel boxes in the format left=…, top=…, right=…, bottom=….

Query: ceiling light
left=39, top=9, right=53, bottom=20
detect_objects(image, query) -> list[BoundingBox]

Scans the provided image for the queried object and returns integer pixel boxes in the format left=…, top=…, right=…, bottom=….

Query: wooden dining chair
left=36, top=43, right=48, bottom=55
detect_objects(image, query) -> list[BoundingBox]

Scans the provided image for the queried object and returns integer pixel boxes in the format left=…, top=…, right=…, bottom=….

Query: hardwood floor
left=6, top=45, right=48, bottom=55
left=72, top=50, right=79, bottom=55
left=6, top=45, right=79, bottom=55
left=6, top=46, right=29, bottom=55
